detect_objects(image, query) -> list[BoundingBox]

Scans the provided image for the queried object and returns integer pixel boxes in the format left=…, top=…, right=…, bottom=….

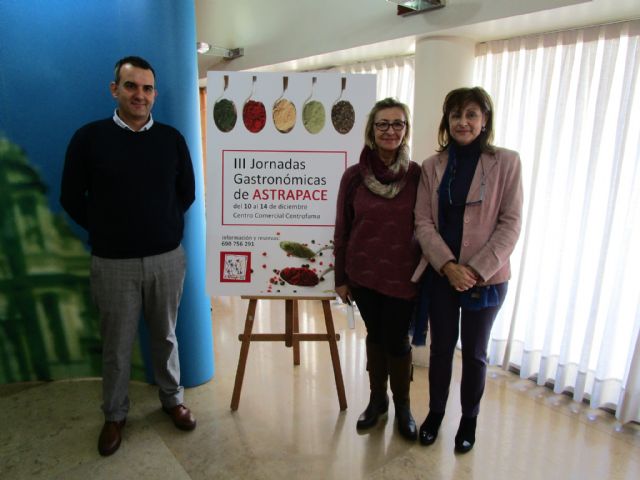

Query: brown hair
left=364, top=97, right=411, bottom=150
left=437, top=87, right=495, bottom=153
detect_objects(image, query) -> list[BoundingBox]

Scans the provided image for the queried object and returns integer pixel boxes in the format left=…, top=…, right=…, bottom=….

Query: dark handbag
left=459, top=285, right=500, bottom=311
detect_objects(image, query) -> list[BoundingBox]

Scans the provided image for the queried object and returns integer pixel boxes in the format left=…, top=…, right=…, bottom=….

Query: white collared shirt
left=112, top=110, right=154, bottom=132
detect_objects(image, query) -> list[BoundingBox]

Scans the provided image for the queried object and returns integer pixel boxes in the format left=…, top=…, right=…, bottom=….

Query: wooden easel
left=230, top=295, right=347, bottom=411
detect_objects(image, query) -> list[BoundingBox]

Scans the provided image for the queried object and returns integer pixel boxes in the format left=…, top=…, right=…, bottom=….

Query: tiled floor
left=1, top=296, right=639, bottom=479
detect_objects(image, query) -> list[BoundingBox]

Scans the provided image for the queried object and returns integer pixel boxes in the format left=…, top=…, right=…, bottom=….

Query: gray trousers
left=90, top=245, right=186, bottom=421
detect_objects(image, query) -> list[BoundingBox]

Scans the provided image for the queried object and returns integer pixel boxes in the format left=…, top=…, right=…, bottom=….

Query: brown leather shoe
left=163, top=404, right=196, bottom=431
left=98, top=419, right=126, bottom=456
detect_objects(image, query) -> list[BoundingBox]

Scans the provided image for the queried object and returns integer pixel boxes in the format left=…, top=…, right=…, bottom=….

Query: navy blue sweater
left=61, top=119, right=195, bottom=258
left=439, top=139, right=481, bottom=260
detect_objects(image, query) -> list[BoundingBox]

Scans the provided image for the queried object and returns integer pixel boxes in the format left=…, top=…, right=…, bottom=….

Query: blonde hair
left=364, top=97, right=411, bottom=150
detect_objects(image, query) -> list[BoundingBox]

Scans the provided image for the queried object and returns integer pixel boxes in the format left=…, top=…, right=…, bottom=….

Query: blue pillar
left=0, top=0, right=214, bottom=386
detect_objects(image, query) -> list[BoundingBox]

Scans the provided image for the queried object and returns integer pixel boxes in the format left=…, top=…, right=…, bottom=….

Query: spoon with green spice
left=212, top=74, right=237, bottom=133
left=302, top=76, right=325, bottom=134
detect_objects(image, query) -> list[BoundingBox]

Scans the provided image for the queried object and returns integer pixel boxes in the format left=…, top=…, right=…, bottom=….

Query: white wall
left=412, top=36, right=475, bottom=160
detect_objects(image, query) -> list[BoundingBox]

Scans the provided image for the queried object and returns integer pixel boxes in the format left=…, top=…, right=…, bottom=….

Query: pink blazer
left=412, top=146, right=523, bottom=285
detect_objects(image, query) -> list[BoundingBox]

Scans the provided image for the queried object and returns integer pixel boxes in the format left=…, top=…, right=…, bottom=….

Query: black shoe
left=395, top=403, right=417, bottom=440
left=356, top=393, right=389, bottom=429
left=419, top=411, right=445, bottom=446
left=454, top=416, right=477, bottom=453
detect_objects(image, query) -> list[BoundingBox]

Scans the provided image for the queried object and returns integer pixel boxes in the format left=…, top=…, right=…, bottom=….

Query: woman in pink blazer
left=413, top=87, right=523, bottom=453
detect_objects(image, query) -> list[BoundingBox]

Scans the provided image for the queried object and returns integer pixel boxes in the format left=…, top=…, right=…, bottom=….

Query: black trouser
left=351, top=286, right=414, bottom=357
left=427, top=273, right=507, bottom=417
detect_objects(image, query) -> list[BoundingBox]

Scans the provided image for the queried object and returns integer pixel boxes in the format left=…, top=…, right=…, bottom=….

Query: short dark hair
left=113, top=56, right=156, bottom=84
left=437, top=86, right=495, bottom=153
left=364, top=97, right=411, bottom=150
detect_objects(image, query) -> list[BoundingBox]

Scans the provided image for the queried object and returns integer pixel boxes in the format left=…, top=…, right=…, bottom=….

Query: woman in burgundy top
left=334, top=98, right=421, bottom=440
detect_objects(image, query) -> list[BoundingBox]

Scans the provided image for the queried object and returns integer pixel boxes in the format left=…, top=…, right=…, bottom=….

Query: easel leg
left=285, top=299, right=293, bottom=348
left=230, top=298, right=257, bottom=410
left=292, top=299, right=300, bottom=365
left=322, top=300, right=348, bottom=410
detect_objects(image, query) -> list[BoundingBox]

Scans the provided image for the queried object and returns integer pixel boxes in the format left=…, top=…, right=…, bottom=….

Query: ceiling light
left=196, top=42, right=244, bottom=59
left=387, top=0, right=445, bottom=16
left=196, top=42, right=210, bottom=54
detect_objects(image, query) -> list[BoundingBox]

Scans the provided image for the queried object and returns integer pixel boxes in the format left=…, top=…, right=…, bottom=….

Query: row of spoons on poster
left=212, top=76, right=356, bottom=135
left=213, top=97, right=356, bottom=135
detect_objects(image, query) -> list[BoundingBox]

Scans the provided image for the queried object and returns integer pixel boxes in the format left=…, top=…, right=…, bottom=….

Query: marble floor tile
left=0, top=296, right=638, bottom=479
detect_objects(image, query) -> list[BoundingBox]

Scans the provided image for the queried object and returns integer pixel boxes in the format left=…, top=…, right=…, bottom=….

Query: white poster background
left=206, top=72, right=376, bottom=297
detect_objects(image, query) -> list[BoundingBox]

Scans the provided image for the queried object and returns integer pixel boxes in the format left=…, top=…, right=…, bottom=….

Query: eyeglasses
left=447, top=160, right=485, bottom=207
left=374, top=120, right=406, bottom=132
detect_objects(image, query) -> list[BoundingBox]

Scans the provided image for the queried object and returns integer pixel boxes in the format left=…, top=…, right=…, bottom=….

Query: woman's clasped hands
left=442, top=262, right=479, bottom=292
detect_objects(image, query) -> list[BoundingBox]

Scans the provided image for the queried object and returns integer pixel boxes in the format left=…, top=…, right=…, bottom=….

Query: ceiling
left=195, top=0, right=640, bottom=80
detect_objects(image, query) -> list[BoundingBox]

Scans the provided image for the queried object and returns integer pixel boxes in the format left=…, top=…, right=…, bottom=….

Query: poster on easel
left=205, top=72, right=376, bottom=297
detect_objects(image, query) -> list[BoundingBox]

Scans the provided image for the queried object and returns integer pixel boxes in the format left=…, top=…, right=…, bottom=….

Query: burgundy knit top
left=333, top=161, right=421, bottom=300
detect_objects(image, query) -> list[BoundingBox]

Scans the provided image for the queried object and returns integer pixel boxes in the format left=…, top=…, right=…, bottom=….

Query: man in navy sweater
left=60, top=56, right=197, bottom=456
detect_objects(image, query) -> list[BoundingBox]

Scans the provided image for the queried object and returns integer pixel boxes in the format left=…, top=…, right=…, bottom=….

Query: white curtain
left=475, top=21, right=640, bottom=424
left=329, top=56, right=415, bottom=117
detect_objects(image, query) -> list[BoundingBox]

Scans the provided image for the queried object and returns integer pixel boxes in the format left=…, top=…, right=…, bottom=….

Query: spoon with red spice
left=242, top=75, right=266, bottom=133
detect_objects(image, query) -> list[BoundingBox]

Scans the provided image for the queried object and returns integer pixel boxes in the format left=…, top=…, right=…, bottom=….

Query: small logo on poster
left=220, top=252, right=252, bottom=282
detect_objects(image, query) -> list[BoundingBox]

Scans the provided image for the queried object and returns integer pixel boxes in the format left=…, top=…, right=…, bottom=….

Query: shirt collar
left=112, top=110, right=154, bottom=132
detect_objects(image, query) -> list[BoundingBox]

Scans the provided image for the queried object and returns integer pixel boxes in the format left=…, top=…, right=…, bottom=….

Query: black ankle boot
left=419, top=411, right=445, bottom=446
left=454, top=416, right=477, bottom=453
left=356, top=392, right=389, bottom=429
left=395, top=402, right=417, bottom=440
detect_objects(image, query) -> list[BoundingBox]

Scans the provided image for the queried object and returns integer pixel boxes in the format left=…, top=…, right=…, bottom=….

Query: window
left=475, top=21, right=640, bottom=423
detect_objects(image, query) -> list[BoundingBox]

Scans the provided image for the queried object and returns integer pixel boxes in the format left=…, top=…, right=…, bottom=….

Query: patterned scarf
left=358, top=144, right=410, bottom=199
